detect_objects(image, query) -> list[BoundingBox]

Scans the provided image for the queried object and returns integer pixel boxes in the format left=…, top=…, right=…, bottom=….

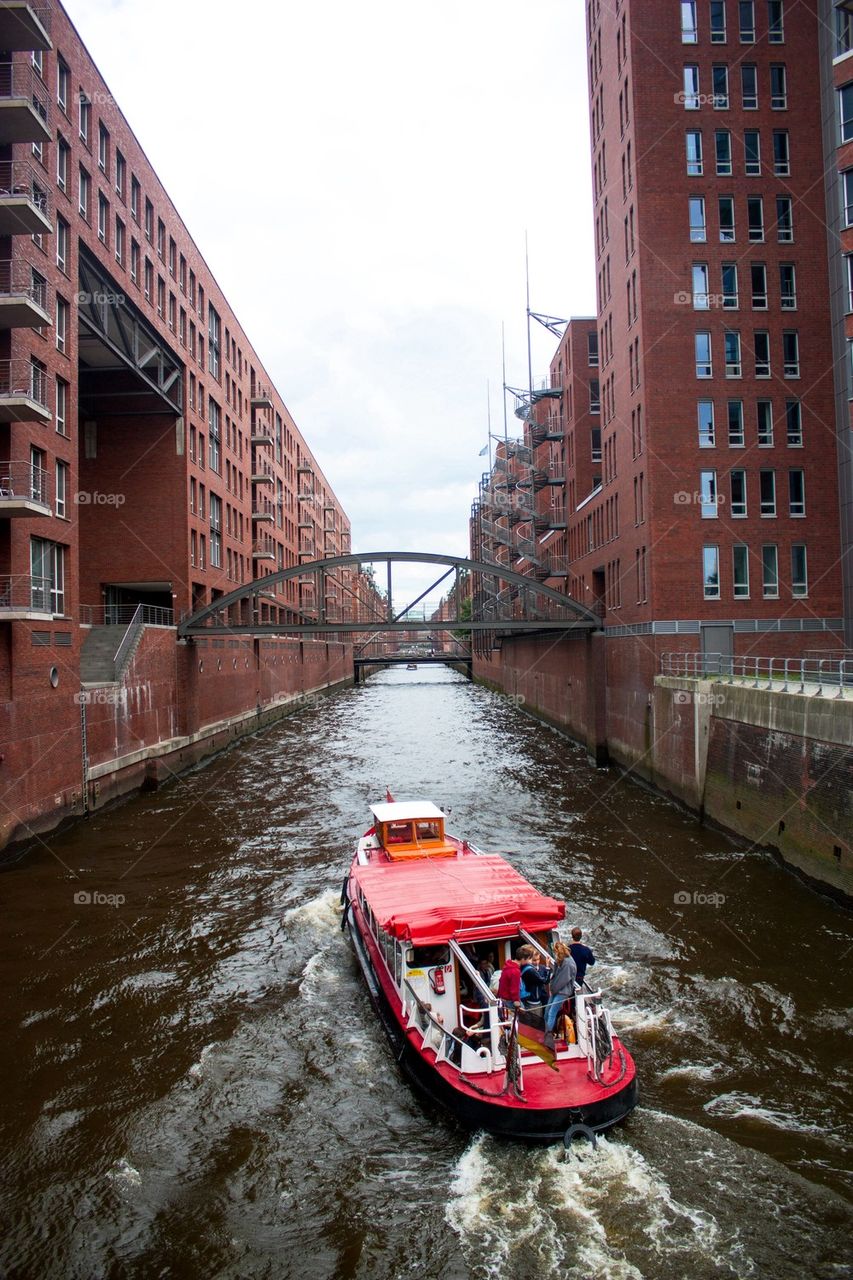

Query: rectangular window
left=208, top=305, right=221, bottom=378
left=700, top=470, right=719, bottom=518
left=770, top=64, right=787, bottom=109
left=698, top=399, right=715, bottom=447
left=208, top=397, right=221, bottom=472
left=712, top=65, right=729, bottom=109
left=78, top=166, right=90, bottom=220
left=724, top=330, right=741, bottom=377
left=773, top=130, right=789, bottom=175
left=144, top=258, right=152, bottom=302
left=768, top=0, right=784, bottom=42
left=747, top=195, right=764, bottom=241
left=739, top=0, right=755, bottom=40
left=779, top=263, right=796, bottom=310
left=757, top=399, right=774, bottom=446
left=115, top=149, right=125, bottom=198
left=703, top=545, right=721, bottom=598
left=696, top=331, right=712, bottom=378
left=762, top=544, right=779, bottom=596
left=115, top=216, right=125, bottom=266
left=681, top=1, right=698, bottom=42
left=839, top=3, right=853, bottom=56
left=98, top=192, right=108, bottom=244
left=791, top=544, right=807, bottom=596
left=730, top=469, right=747, bottom=517
left=760, top=469, right=776, bottom=516
left=168, top=292, right=176, bottom=332
left=733, top=544, right=750, bottom=597
left=776, top=196, right=793, bottom=242
left=786, top=399, right=802, bottom=446
left=56, top=377, right=68, bottom=436
left=711, top=1, right=727, bottom=41
left=57, top=58, right=69, bottom=111
left=144, top=197, right=153, bottom=242
left=98, top=121, right=109, bottom=175
left=131, top=238, right=139, bottom=284
left=55, top=460, right=68, bottom=519
left=754, top=330, right=770, bottom=377
left=157, top=218, right=165, bottom=260
left=56, top=215, right=68, bottom=273
left=741, top=63, right=758, bottom=109
left=721, top=262, right=738, bottom=308
left=718, top=195, right=735, bottom=241
left=689, top=196, right=706, bottom=241
left=587, top=331, right=599, bottom=366
left=715, top=130, right=732, bottom=175
left=728, top=399, right=745, bottom=446
left=589, top=378, right=600, bottom=412
left=210, top=493, right=222, bottom=568
left=683, top=66, right=700, bottom=109
left=56, top=295, right=68, bottom=353
left=744, top=130, right=760, bottom=175
left=157, top=276, right=164, bottom=318
left=686, top=130, right=703, bottom=175
left=78, top=92, right=90, bottom=145
left=783, top=331, right=799, bottom=377
left=843, top=172, right=853, bottom=228
left=131, top=176, right=140, bottom=223
left=57, top=136, right=69, bottom=191
left=788, top=468, right=805, bottom=516
left=751, top=261, right=767, bottom=308
left=30, top=536, right=65, bottom=614
left=692, top=263, right=710, bottom=309
left=840, top=84, right=853, bottom=144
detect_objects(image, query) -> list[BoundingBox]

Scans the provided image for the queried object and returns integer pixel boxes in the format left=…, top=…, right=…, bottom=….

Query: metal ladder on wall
left=80, top=695, right=90, bottom=815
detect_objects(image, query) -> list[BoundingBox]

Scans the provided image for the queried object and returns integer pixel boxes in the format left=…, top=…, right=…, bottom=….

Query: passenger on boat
left=496, top=955, right=522, bottom=1012
left=519, top=946, right=551, bottom=1009
left=544, top=941, right=577, bottom=1033
left=569, top=927, right=596, bottom=987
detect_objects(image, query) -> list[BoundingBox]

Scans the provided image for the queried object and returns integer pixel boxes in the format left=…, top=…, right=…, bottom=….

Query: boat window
left=415, top=820, right=441, bottom=842
left=386, top=821, right=414, bottom=844
left=410, top=944, right=450, bottom=967
left=394, top=942, right=403, bottom=986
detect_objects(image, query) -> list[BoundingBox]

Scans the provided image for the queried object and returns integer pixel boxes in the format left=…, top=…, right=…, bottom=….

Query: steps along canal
left=1, top=667, right=852, bottom=1279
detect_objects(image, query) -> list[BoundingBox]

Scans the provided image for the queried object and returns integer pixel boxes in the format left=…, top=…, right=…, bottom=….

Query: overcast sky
left=66, top=0, right=595, bottom=609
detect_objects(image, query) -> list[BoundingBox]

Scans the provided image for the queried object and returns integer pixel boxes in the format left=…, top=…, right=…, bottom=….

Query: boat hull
left=345, top=899, right=638, bottom=1142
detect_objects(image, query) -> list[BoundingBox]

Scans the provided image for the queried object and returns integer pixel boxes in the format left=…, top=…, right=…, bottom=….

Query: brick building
left=0, top=0, right=355, bottom=848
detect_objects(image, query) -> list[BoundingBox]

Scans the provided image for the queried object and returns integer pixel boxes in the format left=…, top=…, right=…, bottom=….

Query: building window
left=689, top=196, right=706, bottom=241
left=739, top=0, right=755, bottom=41
left=779, top=263, right=796, bottom=310
left=724, top=330, right=741, bottom=377
left=776, top=196, right=793, bottom=242
left=711, top=1, right=726, bottom=41
left=744, top=130, right=760, bottom=175
left=168, top=292, right=176, bottom=332
left=56, top=295, right=68, bottom=353
left=759, top=469, right=776, bottom=516
left=728, top=399, right=745, bottom=446
left=703, top=545, right=720, bottom=598
left=114, top=149, right=125, bottom=199
left=686, top=130, right=703, bottom=175
left=210, top=494, right=222, bottom=568
left=840, top=83, right=853, bottom=143
left=56, top=377, right=68, bottom=436
left=144, top=197, right=153, bottom=242
left=56, top=216, right=68, bottom=273
left=131, top=176, right=140, bottom=223
left=733, top=544, right=750, bottom=597
left=788, top=468, right=805, bottom=516
left=57, top=58, right=69, bottom=111
left=78, top=92, right=90, bottom=145
left=791, top=544, right=807, bottom=596
left=718, top=195, right=735, bottom=241
left=681, top=1, right=698, bottom=42
left=750, top=261, right=767, bottom=309
left=698, top=399, right=715, bottom=447
left=838, top=3, right=853, bottom=56
left=741, top=64, right=758, bottom=109
left=843, top=172, right=853, bottom=228
left=114, top=217, right=125, bottom=267
left=30, top=537, right=65, bottom=614
left=587, top=331, right=599, bottom=366
left=747, top=195, right=764, bottom=241
left=695, top=331, right=712, bottom=378
left=773, top=130, right=789, bottom=175
left=721, top=262, right=738, bottom=308
left=130, top=238, right=140, bottom=285
left=770, top=64, right=787, bottom=109
left=208, top=305, right=221, bottom=379
left=700, top=470, right=719, bottom=518
left=56, top=136, right=69, bottom=191
left=754, top=330, right=770, bottom=378
left=768, top=0, right=784, bottom=42
left=208, top=397, right=221, bottom=472
left=55, top=460, right=68, bottom=519
left=157, top=218, right=165, bottom=260
left=712, top=65, right=729, bottom=109
left=683, top=66, right=700, bottom=109
left=783, top=331, right=799, bottom=377
left=157, top=276, right=165, bottom=319
left=78, top=166, right=90, bottom=220
left=98, top=121, right=109, bottom=175
left=692, top=263, right=710, bottom=309
left=715, top=130, right=732, bottom=175
left=589, top=378, right=600, bottom=412
left=757, top=399, right=774, bottom=446
left=786, top=399, right=802, bottom=446
left=144, top=258, right=153, bottom=302
left=168, top=237, right=176, bottom=278
left=762, top=544, right=779, bottom=596
left=98, top=193, right=109, bottom=244
left=730, top=469, right=747, bottom=517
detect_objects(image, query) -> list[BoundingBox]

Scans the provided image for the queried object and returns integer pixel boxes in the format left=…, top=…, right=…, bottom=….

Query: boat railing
left=402, top=980, right=498, bottom=1075
left=449, top=939, right=507, bottom=1067
left=575, top=989, right=618, bottom=1082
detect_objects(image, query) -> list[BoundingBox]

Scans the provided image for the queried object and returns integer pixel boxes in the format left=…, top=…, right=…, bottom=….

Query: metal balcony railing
left=252, top=497, right=275, bottom=521
left=0, top=62, right=50, bottom=122
left=0, top=256, right=48, bottom=308
left=0, top=572, right=50, bottom=612
left=79, top=602, right=174, bottom=626
left=0, top=458, right=49, bottom=503
left=660, top=652, right=853, bottom=696
left=0, top=357, right=50, bottom=408
left=252, top=539, right=276, bottom=559
left=0, top=158, right=51, bottom=216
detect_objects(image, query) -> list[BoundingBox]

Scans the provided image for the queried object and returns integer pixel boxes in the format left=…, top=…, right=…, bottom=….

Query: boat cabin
left=370, top=801, right=457, bottom=860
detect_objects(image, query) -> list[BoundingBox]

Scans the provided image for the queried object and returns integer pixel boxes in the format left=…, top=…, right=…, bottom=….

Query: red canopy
left=353, top=853, right=564, bottom=946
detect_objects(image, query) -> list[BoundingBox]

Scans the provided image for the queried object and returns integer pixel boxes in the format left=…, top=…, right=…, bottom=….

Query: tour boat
left=341, top=799, right=638, bottom=1142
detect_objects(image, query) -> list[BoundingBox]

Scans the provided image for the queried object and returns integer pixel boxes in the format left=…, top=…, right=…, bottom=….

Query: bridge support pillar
left=585, top=631, right=609, bottom=767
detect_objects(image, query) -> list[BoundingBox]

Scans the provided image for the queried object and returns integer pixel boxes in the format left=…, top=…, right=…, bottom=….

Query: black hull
left=345, top=905, right=638, bottom=1143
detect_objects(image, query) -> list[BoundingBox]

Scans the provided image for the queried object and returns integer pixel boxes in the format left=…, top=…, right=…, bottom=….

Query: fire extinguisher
left=428, top=966, right=446, bottom=995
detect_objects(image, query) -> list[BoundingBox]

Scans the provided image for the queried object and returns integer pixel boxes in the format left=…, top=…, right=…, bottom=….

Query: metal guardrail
left=0, top=159, right=51, bottom=217
left=0, top=573, right=50, bottom=611
left=79, top=603, right=175, bottom=626
left=0, top=62, right=50, bottom=121
left=661, top=651, right=853, bottom=697
left=0, top=256, right=48, bottom=308
left=0, top=458, right=48, bottom=503
left=0, top=357, right=49, bottom=407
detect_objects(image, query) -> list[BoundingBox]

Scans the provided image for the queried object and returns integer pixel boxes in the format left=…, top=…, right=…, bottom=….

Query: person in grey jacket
left=544, top=941, right=577, bottom=1033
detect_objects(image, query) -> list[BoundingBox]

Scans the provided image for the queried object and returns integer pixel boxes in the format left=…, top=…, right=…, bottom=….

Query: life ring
left=563, top=1123, right=598, bottom=1151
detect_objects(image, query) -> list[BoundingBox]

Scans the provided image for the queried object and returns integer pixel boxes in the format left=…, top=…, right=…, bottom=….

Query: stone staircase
left=80, top=623, right=144, bottom=685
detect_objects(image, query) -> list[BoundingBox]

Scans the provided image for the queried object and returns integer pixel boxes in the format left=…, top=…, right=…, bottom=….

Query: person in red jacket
left=497, top=954, right=522, bottom=1015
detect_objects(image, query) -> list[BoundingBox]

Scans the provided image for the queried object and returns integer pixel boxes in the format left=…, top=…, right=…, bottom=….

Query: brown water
left=1, top=667, right=852, bottom=1280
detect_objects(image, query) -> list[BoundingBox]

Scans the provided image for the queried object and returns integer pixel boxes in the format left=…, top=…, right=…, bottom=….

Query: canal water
left=1, top=667, right=852, bottom=1279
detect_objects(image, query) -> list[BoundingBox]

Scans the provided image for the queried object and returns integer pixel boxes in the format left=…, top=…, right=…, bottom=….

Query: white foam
left=108, top=1157, right=141, bottom=1190
left=703, top=1091, right=826, bottom=1135
left=658, top=1061, right=726, bottom=1083
left=281, top=889, right=341, bottom=935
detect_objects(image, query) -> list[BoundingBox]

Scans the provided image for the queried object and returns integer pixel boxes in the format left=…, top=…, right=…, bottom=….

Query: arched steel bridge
left=177, top=552, right=600, bottom=640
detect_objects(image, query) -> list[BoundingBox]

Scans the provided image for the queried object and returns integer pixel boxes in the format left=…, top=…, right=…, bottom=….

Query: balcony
left=0, top=62, right=50, bottom=144
left=0, top=257, right=50, bottom=328
left=251, top=427, right=274, bottom=446
left=251, top=498, right=275, bottom=524
left=0, top=358, right=50, bottom=421
left=252, top=539, right=275, bottom=562
left=0, top=160, right=51, bottom=235
left=251, top=463, right=274, bottom=485
left=297, top=461, right=313, bottom=473
left=548, top=506, right=567, bottom=529
left=0, top=3, right=52, bottom=50
left=545, top=553, right=569, bottom=576
left=250, top=387, right=273, bottom=410
left=0, top=572, right=51, bottom=617
left=0, top=459, right=50, bottom=515
left=299, top=541, right=315, bottom=558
